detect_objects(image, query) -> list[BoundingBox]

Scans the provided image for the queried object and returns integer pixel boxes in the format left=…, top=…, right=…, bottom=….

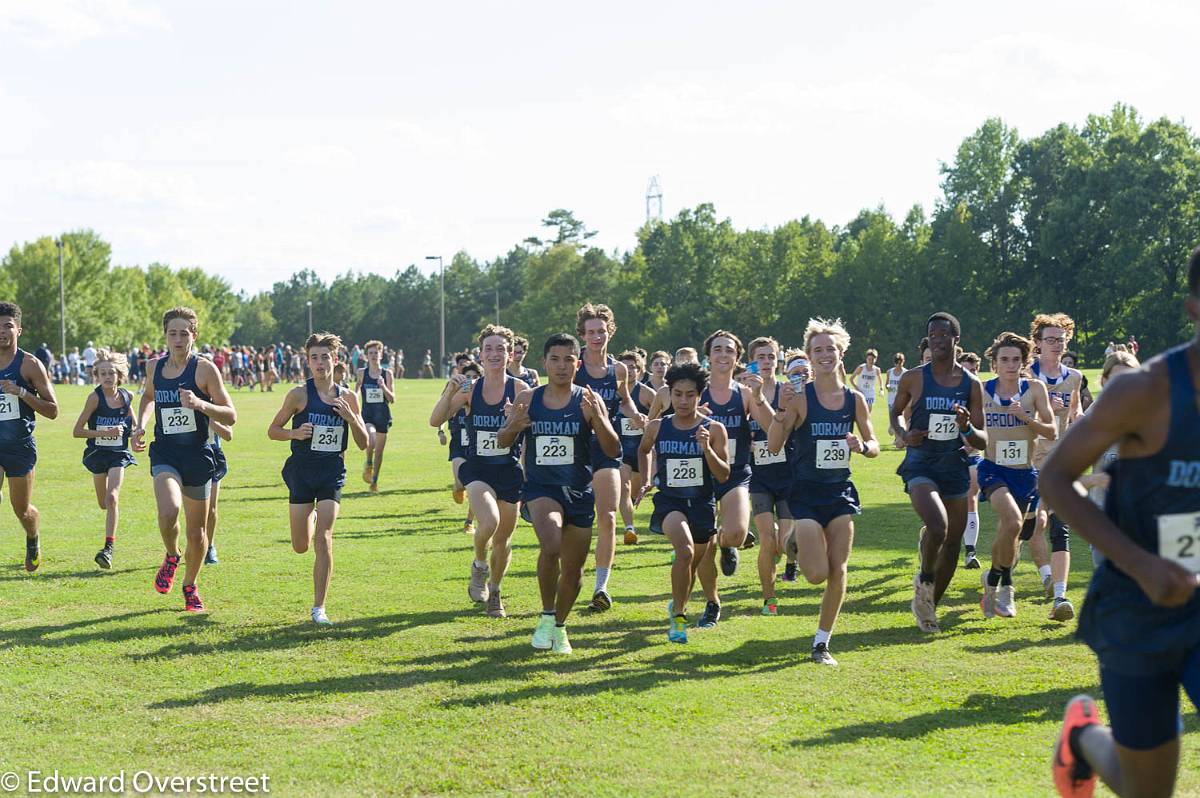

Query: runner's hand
left=437, top=429, right=447, bottom=446
left=292, top=423, right=314, bottom=441
left=330, top=395, right=353, bottom=418
left=1131, top=554, right=1200, bottom=608
left=846, top=433, right=862, bottom=453
left=954, top=404, right=971, bottom=430
left=0, top=379, right=17, bottom=395
left=131, top=427, right=146, bottom=452
left=696, top=424, right=711, bottom=453
left=178, top=388, right=202, bottom=410
left=508, top=400, right=531, bottom=431
left=904, top=428, right=928, bottom=446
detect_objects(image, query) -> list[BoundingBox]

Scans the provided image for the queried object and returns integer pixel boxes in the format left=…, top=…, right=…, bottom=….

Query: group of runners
left=3, top=244, right=1200, bottom=797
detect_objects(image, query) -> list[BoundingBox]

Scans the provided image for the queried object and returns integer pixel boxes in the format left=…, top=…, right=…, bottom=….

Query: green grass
left=1, top=376, right=1195, bottom=797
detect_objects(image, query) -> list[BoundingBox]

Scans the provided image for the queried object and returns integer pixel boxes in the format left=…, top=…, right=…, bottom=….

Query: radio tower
left=645, top=176, right=663, bottom=223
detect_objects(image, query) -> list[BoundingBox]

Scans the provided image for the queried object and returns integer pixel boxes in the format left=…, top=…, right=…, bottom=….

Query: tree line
left=4, top=104, right=1197, bottom=365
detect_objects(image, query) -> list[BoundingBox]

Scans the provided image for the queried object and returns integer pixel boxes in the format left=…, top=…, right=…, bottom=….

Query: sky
left=0, top=0, right=1195, bottom=294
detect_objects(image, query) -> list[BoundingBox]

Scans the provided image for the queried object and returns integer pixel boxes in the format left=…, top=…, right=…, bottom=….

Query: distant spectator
left=34, top=342, right=52, bottom=371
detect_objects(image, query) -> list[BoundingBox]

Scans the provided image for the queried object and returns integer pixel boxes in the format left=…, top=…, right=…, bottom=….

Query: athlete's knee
left=674, top=544, right=694, bottom=567
left=802, top=564, right=828, bottom=585
left=105, top=489, right=119, bottom=508
left=1018, top=513, right=1038, bottom=541
left=292, top=539, right=309, bottom=554
left=1050, top=514, right=1070, bottom=553
left=16, top=503, right=37, bottom=524
left=922, top=519, right=947, bottom=547
left=997, top=514, right=1022, bottom=542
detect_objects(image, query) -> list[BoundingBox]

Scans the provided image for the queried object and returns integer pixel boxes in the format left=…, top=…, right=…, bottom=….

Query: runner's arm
left=17, top=355, right=58, bottom=419
left=72, top=391, right=102, bottom=438
left=267, top=387, right=307, bottom=441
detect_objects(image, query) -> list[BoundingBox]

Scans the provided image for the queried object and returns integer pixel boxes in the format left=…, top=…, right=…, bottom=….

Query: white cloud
left=0, top=0, right=169, bottom=48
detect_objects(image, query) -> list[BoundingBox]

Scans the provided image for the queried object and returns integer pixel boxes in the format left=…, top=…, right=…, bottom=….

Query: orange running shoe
left=1052, top=695, right=1099, bottom=798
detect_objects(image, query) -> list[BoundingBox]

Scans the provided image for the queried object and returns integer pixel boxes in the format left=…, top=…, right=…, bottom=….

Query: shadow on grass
left=792, top=685, right=1099, bottom=747
left=0, top=565, right=155, bottom=582
left=0, top=608, right=173, bottom=650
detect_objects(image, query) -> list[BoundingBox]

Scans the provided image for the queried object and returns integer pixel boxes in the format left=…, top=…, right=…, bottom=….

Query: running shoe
left=980, top=571, right=996, bottom=619
left=668, top=615, right=688, bottom=643
left=485, top=588, right=506, bottom=618
left=996, top=585, right=1017, bottom=618
left=910, top=573, right=939, bottom=633
left=453, top=485, right=465, bottom=505
left=964, top=547, right=980, bottom=569
left=532, top=614, right=555, bottom=650
left=1052, top=695, right=1098, bottom=798
left=811, top=642, right=838, bottom=666
left=205, top=544, right=219, bottom=565
left=155, top=553, right=181, bottom=594
left=761, top=599, right=778, bottom=616
left=720, top=546, right=739, bottom=576
left=182, top=585, right=205, bottom=612
left=741, top=530, right=757, bottom=550
left=697, top=601, right=721, bottom=629
left=623, top=527, right=639, bottom=545
left=780, top=563, right=798, bottom=583
left=362, top=461, right=373, bottom=484
left=1050, top=597, right=1075, bottom=621
left=24, top=536, right=39, bottom=573
left=550, top=625, right=572, bottom=654
left=463, top=521, right=475, bottom=535
left=468, top=562, right=490, bottom=602
left=94, top=544, right=113, bottom=570
left=311, top=607, right=332, bottom=626
left=369, top=483, right=379, bottom=494
left=588, top=589, right=612, bottom=612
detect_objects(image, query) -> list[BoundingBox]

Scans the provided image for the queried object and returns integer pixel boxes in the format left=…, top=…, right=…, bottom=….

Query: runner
left=357, top=340, right=395, bottom=495
left=647, top=350, right=670, bottom=392
left=851, top=349, right=883, bottom=413
left=975, top=333, right=1055, bottom=620
left=958, top=351, right=984, bottom=569
left=205, top=420, right=231, bottom=564
left=508, top=336, right=540, bottom=388
left=886, top=353, right=907, bottom=447
left=777, top=350, right=812, bottom=582
left=439, top=361, right=480, bottom=533
left=73, top=351, right=136, bottom=570
left=1047, top=247, right=1200, bottom=798
left=499, top=333, right=620, bottom=654
left=746, top=337, right=796, bottom=615
left=615, top=350, right=656, bottom=546
left=697, top=330, right=776, bottom=627
left=1028, top=313, right=1084, bottom=621
left=430, top=324, right=524, bottom=618
left=635, top=362, right=730, bottom=643
left=1062, top=351, right=1094, bottom=412
left=573, top=303, right=646, bottom=612
left=890, top=312, right=987, bottom=633
left=268, top=332, right=368, bottom=625
left=767, top=320, right=878, bottom=664
left=134, top=307, right=237, bottom=612
left=675, top=347, right=699, bottom=366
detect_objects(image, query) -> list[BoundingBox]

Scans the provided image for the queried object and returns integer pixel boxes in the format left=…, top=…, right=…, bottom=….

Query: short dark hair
left=543, top=332, right=580, bottom=357
left=461, top=362, right=481, bottom=378
left=0, top=302, right=20, bottom=324
left=927, top=312, right=961, bottom=338
left=1189, top=245, right=1200, bottom=296
left=666, top=362, right=708, bottom=393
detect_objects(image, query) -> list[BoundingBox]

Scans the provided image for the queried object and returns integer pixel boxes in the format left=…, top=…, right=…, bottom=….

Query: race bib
left=535, top=435, right=574, bottom=466
left=928, top=413, right=959, bottom=442
left=752, top=440, right=785, bottom=465
left=0, top=392, right=18, bottom=421
left=726, top=439, right=738, bottom=462
left=96, top=426, right=123, bottom=447
left=620, top=417, right=643, bottom=437
left=365, top=387, right=384, bottom=403
left=311, top=424, right=344, bottom=453
left=816, top=438, right=850, bottom=469
left=476, top=430, right=509, bottom=456
left=666, top=457, right=704, bottom=488
left=460, top=427, right=468, bottom=447
left=161, top=407, right=197, bottom=435
left=1158, top=512, right=1200, bottom=573
left=995, top=439, right=1029, bottom=467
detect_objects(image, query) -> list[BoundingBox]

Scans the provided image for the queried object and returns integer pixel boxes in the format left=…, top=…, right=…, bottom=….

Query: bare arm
left=210, top=419, right=233, bottom=442
left=15, top=355, right=58, bottom=419
left=586, top=387, right=621, bottom=459
left=634, top=419, right=661, bottom=506
left=382, top=370, right=396, bottom=403
left=267, top=387, right=308, bottom=442
left=194, top=358, right=237, bottom=426
left=496, top=388, right=533, bottom=450
left=72, top=391, right=102, bottom=439
left=766, top=391, right=804, bottom=455
left=851, top=391, right=879, bottom=457
left=705, top=422, right=731, bottom=483
left=430, top=376, right=470, bottom=427
left=337, top=390, right=370, bottom=450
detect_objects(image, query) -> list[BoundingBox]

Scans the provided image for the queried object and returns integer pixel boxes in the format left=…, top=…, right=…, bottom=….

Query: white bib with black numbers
left=995, top=439, right=1029, bottom=467
left=459, top=427, right=468, bottom=447
left=476, top=430, right=509, bottom=456
left=365, top=387, right=384, bottom=403
left=161, top=407, right=197, bottom=435
left=928, top=413, right=959, bottom=442
left=96, top=427, right=123, bottom=447
left=620, top=417, right=643, bottom=437
left=535, top=435, right=574, bottom=466
left=666, top=457, right=704, bottom=488
left=816, top=438, right=850, bottom=469
left=1158, top=512, right=1200, bottom=574
left=0, top=393, right=18, bottom=421
left=752, top=440, right=785, bottom=466
left=726, top=439, right=737, bottom=463
left=311, top=424, right=344, bottom=453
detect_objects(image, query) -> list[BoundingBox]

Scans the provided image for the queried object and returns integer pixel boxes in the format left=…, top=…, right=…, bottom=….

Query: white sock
left=594, top=566, right=611, bottom=593
left=1039, top=564, right=1052, bottom=581
left=311, top=606, right=323, bottom=614
left=1054, top=581, right=1067, bottom=599
left=625, top=524, right=635, bottom=532
left=964, top=512, right=979, bottom=547
left=814, top=628, right=832, bottom=648
left=473, top=559, right=487, bottom=570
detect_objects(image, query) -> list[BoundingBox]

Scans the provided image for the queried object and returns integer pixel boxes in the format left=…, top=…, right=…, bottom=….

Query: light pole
left=54, top=238, right=65, bottom=357
left=495, top=282, right=500, bottom=324
left=306, top=300, right=313, bottom=337
left=425, top=255, right=444, bottom=376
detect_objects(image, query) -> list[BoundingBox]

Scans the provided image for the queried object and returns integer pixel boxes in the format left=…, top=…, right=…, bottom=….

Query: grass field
left=1, top=377, right=1196, bottom=797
